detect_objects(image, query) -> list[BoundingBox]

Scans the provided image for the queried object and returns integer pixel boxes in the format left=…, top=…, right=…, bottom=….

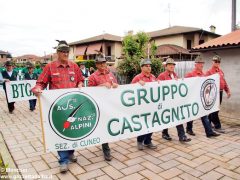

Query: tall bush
left=117, top=32, right=162, bottom=83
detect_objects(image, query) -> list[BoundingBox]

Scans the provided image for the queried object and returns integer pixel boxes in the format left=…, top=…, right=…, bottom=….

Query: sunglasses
left=142, top=65, right=151, bottom=67
left=59, top=50, right=69, bottom=54
left=214, top=61, right=220, bottom=63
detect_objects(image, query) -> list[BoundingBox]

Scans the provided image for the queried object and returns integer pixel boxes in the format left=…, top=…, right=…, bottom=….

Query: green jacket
left=1, top=70, right=18, bottom=90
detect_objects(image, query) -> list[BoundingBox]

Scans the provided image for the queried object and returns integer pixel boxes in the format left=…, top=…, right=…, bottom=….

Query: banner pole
left=38, top=96, right=47, bottom=153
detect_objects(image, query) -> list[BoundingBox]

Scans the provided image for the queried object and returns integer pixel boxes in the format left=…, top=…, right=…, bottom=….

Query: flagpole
left=38, top=96, right=47, bottom=153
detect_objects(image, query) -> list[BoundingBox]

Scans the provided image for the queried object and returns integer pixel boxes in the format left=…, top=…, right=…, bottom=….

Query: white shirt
left=7, top=70, right=13, bottom=77
left=81, top=68, right=90, bottom=77
left=0, top=73, right=3, bottom=82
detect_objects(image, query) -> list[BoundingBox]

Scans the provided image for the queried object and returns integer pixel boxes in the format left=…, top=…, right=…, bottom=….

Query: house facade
left=41, top=53, right=58, bottom=64
left=155, top=44, right=198, bottom=60
left=191, top=29, right=240, bottom=119
left=14, top=54, right=41, bottom=64
left=69, top=26, right=219, bottom=65
left=149, top=26, right=220, bottom=51
left=69, top=33, right=122, bottom=65
left=0, top=50, right=11, bottom=64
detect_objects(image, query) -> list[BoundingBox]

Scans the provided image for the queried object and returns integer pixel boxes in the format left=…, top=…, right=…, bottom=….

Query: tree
left=117, top=56, right=141, bottom=83
left=117, top=31, right=162, bottom=83
left=236, top=23, right=240, bottom=30
left=122, top=35, right=140, bottom=58
left=150, top=41, right=158, bottom=58
left=150, top=57, right=162, bottom=76
left=136, top=32, right=150, bottom=58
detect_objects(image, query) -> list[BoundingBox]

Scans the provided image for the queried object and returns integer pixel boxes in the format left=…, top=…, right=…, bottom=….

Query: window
left=199, top=40, right=204, bottom=44
left=187, top=40, right=192, bottom=49
left=107, top=46, right=111, bottom=56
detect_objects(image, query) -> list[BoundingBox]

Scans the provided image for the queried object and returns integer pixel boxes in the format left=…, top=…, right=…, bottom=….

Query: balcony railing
left=105, top=55, right=115, bottom=62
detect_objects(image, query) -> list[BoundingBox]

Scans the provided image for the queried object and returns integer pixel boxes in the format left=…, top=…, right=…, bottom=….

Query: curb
left=0, top=132, right=22, bottom=180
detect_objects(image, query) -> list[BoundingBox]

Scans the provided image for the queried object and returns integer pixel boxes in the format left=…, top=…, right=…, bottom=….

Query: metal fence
left=175, top=61, right=195, bottom=78
left=115, top=60, right=195, bottom=84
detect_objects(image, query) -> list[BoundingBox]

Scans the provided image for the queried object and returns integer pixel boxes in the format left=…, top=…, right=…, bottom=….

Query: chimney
left=209, top=25, right=216, bottom=33
left=127, top=30, right=133, bottom=35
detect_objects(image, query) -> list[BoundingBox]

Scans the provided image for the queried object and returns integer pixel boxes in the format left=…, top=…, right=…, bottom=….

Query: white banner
left=5, top=80, right=37, bottom=102
left=40, top=74, right=220, bottom=152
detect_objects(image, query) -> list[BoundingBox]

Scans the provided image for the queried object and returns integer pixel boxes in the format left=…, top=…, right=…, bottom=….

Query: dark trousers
left=186, top=116, right=214, bottom=136
left=4, top=90, right=15, bottom=112
left=8, top=102, right=15, bottom=112
left=186, top=121, right=193, bottom=132
left=162, top=124, right=185, bottom=138
left=137, top=133, right=152, bottom=145
left=209, top=91, right=223, bottom=129
left=58, top=150, right=74, bottom=165
left=102, top=143, right=110, bottom=154
left=29, top=99, right=37, bottom=110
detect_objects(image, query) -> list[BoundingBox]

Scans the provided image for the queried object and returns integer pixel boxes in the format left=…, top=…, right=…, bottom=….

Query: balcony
left=105, top=55, right=115, bottom=62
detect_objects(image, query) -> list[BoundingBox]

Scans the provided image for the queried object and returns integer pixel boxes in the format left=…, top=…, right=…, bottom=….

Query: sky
left=0, top=0, right=239, bottom=57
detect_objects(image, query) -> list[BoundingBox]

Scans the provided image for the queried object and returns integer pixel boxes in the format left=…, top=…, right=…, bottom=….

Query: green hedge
left=76, top=60, right=96, bottom=69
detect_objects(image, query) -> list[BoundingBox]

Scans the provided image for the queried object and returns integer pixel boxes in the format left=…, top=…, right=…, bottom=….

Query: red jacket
left=157, top=71, right=178, bottom=81
left=131, top=72, right=156, bottom=83
left=205, top=66, right=230, bottom=93
left=32, top=60, right=84, bottom=92
left=88, top=68, right=117, bottom=87
left=185, top=69, right=205, bottom=78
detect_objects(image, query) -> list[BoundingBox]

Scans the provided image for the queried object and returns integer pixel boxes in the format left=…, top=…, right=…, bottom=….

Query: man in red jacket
left=32, top=40, right=84, bottom=173
left=131, top=58, right=157, bottom=150
left=185, top=56, right=220, bottom=138
left=88, top=55, right=118, bottom=161
left=157, top=58, right=191, bottom=142
left=205, top=55, right=231, bottom=133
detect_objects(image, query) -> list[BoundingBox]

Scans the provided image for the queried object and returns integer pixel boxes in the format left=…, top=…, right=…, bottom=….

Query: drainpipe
left=232, top=0, right=236, bottom=31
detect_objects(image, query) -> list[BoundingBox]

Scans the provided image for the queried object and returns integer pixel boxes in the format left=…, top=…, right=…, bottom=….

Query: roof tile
left=69, top=33, right=122, bottom=45
left=156, top=44, right=190, bottom=55
left=192, top=29, right=240, bottom=51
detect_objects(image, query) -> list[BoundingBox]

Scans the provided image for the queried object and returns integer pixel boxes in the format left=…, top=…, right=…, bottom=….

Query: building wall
left=104, top=42, right=112, bottom=56
left=200, top=48, right=240, bottom=119
left=183, top=34, right=195, bottom=49
left=204, top=35, right=218, bottom=42
left=69, top=46, right=75, bottom=60
left=113, top=42, right=123, bottom=67
left=70, top=41, right=122, bottom=62
left=154, top=33, right=219, bottom=50
left=153, top=35, right=185, bottom=48
left=0, top=54, right=7, bottom=64
left=183, top=33, right=218, bottom=49
left=114, top=42, right=122, bottom=58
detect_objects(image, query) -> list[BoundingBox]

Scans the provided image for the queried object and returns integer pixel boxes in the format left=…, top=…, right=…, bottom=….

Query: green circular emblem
left=49, top=91, right=99, bottom=140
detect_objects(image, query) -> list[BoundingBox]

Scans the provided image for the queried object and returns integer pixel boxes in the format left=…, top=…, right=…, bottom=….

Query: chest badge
left=70, top=76, right=75, bottom=82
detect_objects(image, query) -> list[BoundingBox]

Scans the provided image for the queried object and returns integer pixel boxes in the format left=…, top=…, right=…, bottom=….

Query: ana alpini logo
left=200, top=79, right=217, bottom=110
left=49, top=91, right=99, bottom=140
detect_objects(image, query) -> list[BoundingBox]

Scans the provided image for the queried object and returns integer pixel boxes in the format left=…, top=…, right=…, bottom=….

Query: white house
left=191, top=29, right=240, bottom=120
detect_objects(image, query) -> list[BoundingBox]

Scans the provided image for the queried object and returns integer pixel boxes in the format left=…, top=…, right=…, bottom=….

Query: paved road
left=0, top=91, right=240, bottom=180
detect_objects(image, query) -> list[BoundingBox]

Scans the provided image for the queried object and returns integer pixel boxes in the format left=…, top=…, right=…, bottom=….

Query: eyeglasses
left=214, top=61, right=220, bottom=64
